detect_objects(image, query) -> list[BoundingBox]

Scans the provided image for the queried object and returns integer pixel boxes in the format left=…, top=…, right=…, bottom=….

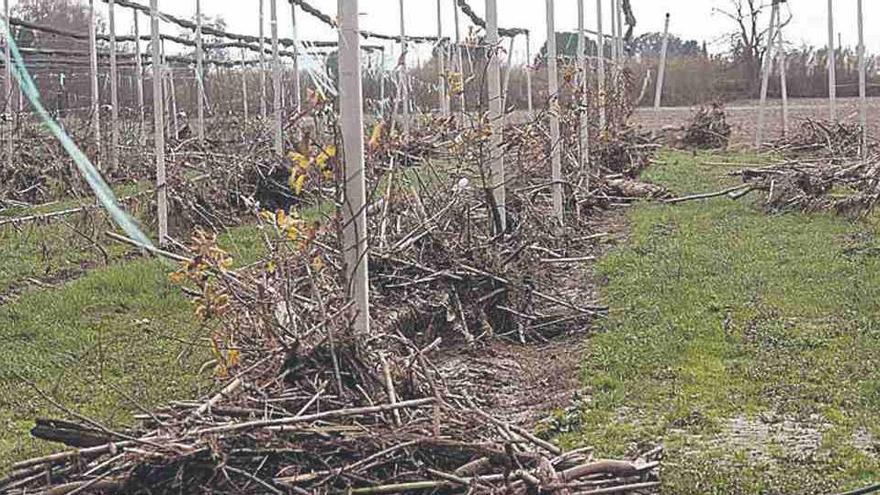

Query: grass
left=555, top=150, right=880, bottom=493
left=0, top=220, right=271, bottom=470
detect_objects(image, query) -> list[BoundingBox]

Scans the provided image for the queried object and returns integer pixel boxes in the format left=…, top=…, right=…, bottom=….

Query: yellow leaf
left=226, top=348, right=240, bottom=368
left=289, top=151, right=310, bottom=170
left=286, top=224, right=300, bottom=242
left=311, top=255, right=325, bottom=272
left=368, top=122, right=384, bottom=151
left=293, top=174, right=307, bottom=195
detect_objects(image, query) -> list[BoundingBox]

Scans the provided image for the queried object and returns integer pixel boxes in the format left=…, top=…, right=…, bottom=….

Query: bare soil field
left=634, top=96, right=878, bottom=147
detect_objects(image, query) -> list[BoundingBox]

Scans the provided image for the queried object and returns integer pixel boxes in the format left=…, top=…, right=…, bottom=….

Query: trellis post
left=398, top=0, right=410, bottom=134
left=108, top=0, right=119, bottom=172
left=452, top=0, right=465, bottom=116
left=134, top=10, right=146, bottom=146
left=339, top=0, right=370, bottom=335
left=577, top=0, right=589, bottom=178
left=777, top=14, right=789, bottom=137
left=437, top=0, right=448, bottom=116
left=857, top=0, right=867, bottom=159
left=270, top=0, right=283, bottom=156
left=151, top=0, right=167, bottom=246
left=259, top=0, right=267, bottom=119
left=653, top=13, right=669, bottom=109
left=546, top=0, right=563, bottom=224
left=486, top=0, right=505, bottom=232
left=290, top=2, right=301, bottom=114
left=88, top=0, right=102, bottom=168
left=827, top=0, right=836, bottom=122
left=755, top=1, right=778, bottom=149
left=241, top=48, right=249, bottom=119
left=3, top=0, right=11, bottom=172
left=525, top=32, right=533, bottom=116
left=196, top=0, right=205, bottom=143
left=596, top=0, right=606, bottom=130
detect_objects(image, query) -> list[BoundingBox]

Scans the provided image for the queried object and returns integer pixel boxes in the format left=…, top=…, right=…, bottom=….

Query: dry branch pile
left=680, top=102, right=731, bottom=150
left=734, top=158, right=880, bottom=216
left=773, top=118, right=868, bottom=158
left=3, top=116, right=663, bottom=495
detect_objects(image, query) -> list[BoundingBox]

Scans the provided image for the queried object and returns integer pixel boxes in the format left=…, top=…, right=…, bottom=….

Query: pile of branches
left=4, top=118, right=662, bottom=495
left=680, top=101, right=731, bottom=150
left=734, top=158, right=880, bottom=216
left=773, top=118, right=868, bottom=158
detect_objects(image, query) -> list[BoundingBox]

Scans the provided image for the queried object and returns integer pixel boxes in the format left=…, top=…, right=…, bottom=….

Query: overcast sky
left=20, top=1, right=880, bottom=64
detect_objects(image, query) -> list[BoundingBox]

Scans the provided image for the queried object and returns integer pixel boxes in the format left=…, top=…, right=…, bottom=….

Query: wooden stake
left=3, top=0, right=12, bottom=172
left=290, top=2, right=301, bottom=114
left=755, top=1, right=777, bottom=149
left=195, top=0, right=205, bottom=143
left=270, top=0, right=283, bottom=156
left=595, top=0, right=606, bottom=130
left=133, top=10, right=145, bottom=146
left=241, top=48, right=249, bottom=120
left=777, top=14, right=789, bottom=137
left=88, top=0, right=102, bottom=168
left=546, top=0, right=563, bottom=223
left=486, top=0, right=505, bottom=232
left=577, top=0, right=589, bottom=177
left=259, top=0, right=267, bottom=119
left=500, top=36, right=515, bottom=112
left=398, top=0, right=410, bottom=134
left=827, top=0, right=836, bottom=122
left=108, top=0, right=119, bottom=173
left=452, top=0, right=465, bottom=116
left=653, top=13, right=669, bottom=109
left=165, top=42, right=179, bottom=140
left=616, top=0, right=624, bottom=63
left=857, top=0, right=867, bottom=159
left=151, top=0, right=167, bottom=246
left=525, top=32, right=533, bottom=116
left=436, top=0, right=448, bottom=116
left=609, top=0, right=617, bottom=67
left=338, top=0, right=370, bottom=335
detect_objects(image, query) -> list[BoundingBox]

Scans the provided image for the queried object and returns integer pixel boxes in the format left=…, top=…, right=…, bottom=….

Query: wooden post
left=653, top=13, right=669, bottom=109
left=546, top=0, right=563, bottom=224
left=338, top=0, right=370, bottom=335
left=195, top=0, right=205, bottom=143
left=500, top=36, right=515, bottom=112
left=164, top=41, right=179, bottom=140
left=270, top=0, right=283, bottom=156
left=436, top=0, right=448, bottom=116
left=596, top=0, right=606, bottom=130
left=755, top=1, right=777, bottom=149
left=616, top=0, right=624, bottom=62
left=777, top=14, right=789, bottom=137
left=398, top=0, right=410, bottom=134
left=609, top=0, right=617, bottom=67
left=108, top=0, right=119, bottom=172
left=134, top=10, right=146, bottom=146
left=486, top=0, right=505, bottom=232
left=857, top=0, right=867, bottom=159
left=452, top=0, right=465, bottom=116
left=525, top=31, right=533, bottom=116
left=241, top=48, right=249, bottom=119
left=151, top=0, right=167, bottom=246
left=3, top=0, right=11, bottom=172
left=88, top=0, right=101, bottom=168
left=827, top=0, right=836, bottom=122
left=577, top=0, right=589, bottom=177
left=259, top=0, right=267, bottom=119
left=290, top=2, right=301, bottom=114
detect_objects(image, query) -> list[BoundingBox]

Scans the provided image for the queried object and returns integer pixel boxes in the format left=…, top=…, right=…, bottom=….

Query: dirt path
left=436, top=209, right=630, bottom=429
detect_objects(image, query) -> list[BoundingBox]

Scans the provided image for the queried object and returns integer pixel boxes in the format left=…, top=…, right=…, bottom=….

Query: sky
left=17, top=1, right=880, bottom=64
